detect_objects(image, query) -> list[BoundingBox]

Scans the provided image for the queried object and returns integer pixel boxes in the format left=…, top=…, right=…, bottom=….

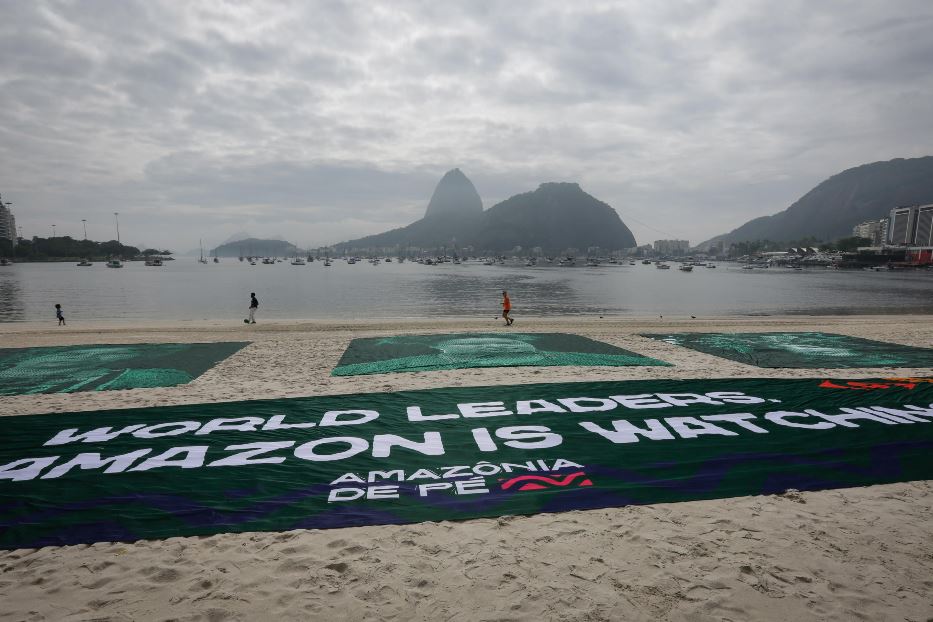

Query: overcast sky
left=2, top=0, right=932, bottom=251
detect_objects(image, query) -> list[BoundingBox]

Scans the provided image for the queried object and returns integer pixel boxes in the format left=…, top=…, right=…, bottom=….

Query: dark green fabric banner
left=2, top=376, right=932, bottom=549
left=641, top=332, right=933, bottom=368
left=333, top=332, right=670, bottom=376
left=0, top=342, right=249, bottom=395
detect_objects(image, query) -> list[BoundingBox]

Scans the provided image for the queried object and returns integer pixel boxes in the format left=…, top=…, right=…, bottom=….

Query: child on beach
left=55, top=303, right=65, bottom=326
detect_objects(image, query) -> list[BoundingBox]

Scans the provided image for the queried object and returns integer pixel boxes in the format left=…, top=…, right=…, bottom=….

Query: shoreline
left=3, top=311, right=932, bottom=331
left=1, top=314, right=932, bottom=620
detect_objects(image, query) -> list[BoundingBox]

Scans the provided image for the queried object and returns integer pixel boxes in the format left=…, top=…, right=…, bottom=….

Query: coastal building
left=887, top=204, right=933, bottom=246
left=915, top=204, right=933, bottom=247
left=653, top=239, right=689, bottom=256
left=852, top=218, right=886, bottom=245
left=888, top=206, right=914, bottom=245
left=0, top=195, right=15, bottom=243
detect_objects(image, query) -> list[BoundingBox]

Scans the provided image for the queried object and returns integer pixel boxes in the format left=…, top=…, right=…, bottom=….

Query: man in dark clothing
left=247, top=293, right=259, bottom=324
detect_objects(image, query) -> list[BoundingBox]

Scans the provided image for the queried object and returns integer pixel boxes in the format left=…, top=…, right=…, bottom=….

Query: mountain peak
left=475, top=182, right=637, bottom=251
left=536, top=182, right=583, bottom=194
left=338, top=172, right=637, bottom=252
left=424, top=168, right=483, bottom=219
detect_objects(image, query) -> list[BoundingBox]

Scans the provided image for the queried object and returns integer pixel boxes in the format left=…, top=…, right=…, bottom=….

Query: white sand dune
left=1, top=315, right=932, bottom=621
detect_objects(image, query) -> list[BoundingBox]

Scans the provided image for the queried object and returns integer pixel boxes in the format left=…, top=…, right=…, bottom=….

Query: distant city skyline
left=2, top=1, right=932, bottom=251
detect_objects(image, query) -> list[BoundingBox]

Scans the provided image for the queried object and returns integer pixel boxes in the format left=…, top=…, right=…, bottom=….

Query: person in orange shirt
left=501, top=290, right=514, bottom=326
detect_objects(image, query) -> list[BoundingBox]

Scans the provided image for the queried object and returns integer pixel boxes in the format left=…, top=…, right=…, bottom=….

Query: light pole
left=114, top=212, right=120, bottom=244
left=51, top=224, right=56, bottom=238
left=82, top=219, right=87, bottom=240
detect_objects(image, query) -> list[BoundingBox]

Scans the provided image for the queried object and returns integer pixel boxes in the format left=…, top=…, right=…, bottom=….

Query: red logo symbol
left=500, top=471, right=593, bottom=492
left=819, top=380, right=921, bottom=391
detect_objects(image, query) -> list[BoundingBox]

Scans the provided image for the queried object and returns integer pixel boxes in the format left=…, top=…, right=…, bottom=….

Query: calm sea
left=0, top=259, right=930, bottom=323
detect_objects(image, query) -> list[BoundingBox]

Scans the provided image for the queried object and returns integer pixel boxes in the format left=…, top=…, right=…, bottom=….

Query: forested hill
left=702, top=156, right=933, bottom=247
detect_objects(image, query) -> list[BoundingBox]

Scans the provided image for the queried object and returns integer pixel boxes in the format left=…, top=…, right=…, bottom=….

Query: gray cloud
left=1, top=0, right=932, bottom=250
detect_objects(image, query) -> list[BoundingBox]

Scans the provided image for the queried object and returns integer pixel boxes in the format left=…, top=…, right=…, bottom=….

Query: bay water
left=1, top=259, right=930, bottom=323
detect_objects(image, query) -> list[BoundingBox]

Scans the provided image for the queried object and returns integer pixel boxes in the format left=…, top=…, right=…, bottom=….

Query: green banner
left=2, top=376, right=932, bottom=548
left=0, top=342, right=249, bottom=395
left=333, top=332, right=670, bottom=376
left=641, top=332, right=933, bottom=368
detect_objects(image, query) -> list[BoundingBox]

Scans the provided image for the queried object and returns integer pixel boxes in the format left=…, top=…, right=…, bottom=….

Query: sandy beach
left=1, top=314, right=932, bottom=621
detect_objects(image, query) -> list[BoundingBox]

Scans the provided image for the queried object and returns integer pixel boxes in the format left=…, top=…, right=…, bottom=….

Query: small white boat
left=290, top=257, right=306, bottom=265
left=324, top=260, right=332, bottom=267
left=706, top=264, right=716, bottom=269
left=0, top=258, right=13, bottom=266
left=76, top=259, right=93, bottom=267
left=655, top=262, right=670, bottom=269
left=678, top=264, right=693, bottom=271
left=144, top=257, right=163, bottom=267
left=106, top=259, right=123, bottom=268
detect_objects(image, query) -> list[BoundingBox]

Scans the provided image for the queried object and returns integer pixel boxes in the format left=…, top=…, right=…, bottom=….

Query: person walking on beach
left=55, top=303, right=65, bottom=326
left=247, top=292, right=259, bottom=324
left=501, top=290, right=513, bottom=326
